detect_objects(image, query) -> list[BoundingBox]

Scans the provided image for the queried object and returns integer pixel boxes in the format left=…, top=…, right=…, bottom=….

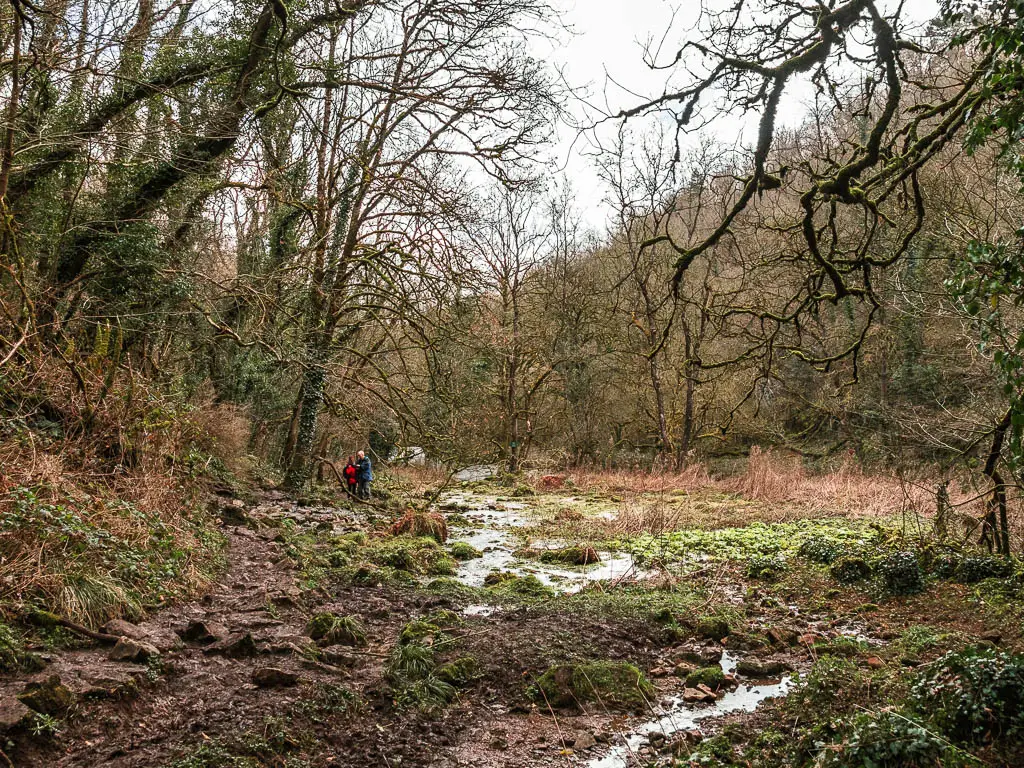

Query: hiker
left=343, top=456, right=358, bottom=497
left=356, top=450, right=373, bottom=499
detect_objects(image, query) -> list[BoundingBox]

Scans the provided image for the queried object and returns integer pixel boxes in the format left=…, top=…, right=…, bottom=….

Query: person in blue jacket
left=355, top=450, right=373, bottom=499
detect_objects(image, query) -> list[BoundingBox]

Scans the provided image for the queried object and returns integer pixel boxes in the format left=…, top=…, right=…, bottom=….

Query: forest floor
left=1, top=475, right=1021, bottom=768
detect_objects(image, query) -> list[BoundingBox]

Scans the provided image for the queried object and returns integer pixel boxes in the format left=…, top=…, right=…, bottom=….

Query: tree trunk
left=980, top=409, right=1012, bottom=556
left=284, top=350, right=327, bottom=490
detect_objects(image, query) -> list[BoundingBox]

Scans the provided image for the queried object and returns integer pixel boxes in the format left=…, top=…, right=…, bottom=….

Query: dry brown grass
left=0, top=359, right=221, bottom=625
left=545, top=446, right=1013, bottom=537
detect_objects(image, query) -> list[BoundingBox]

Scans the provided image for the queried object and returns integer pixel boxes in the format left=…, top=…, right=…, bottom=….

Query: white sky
left=540, top=0, right=941, bottom=230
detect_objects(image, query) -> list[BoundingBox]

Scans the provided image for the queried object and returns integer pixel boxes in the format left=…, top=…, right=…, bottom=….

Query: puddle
left=442, top=495, right=644, bottom=593
left=588, top=652, right=793, bottom=768
left=463, top=604, right=502, bottom=617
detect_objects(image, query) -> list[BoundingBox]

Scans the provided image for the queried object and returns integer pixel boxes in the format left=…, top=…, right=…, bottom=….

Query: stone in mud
left=572, top=731, right=597, bottom=750
left=79, top=670, right=140, bottom=699
left=685, top=666, right=725, bottom=690
left=179, top=619, right=228, bottom=644
left=252, top=666, right=299, bottom=687
left=681, top=687, right=716, bottom=704
left=320, top=646, right=358, bottom=667
left=269, top=587, right=303, bottom=607
left=109, top=638, right=159, bottom=663
left=101, top=619, right=148, bottom=640
left=18, top=675, right=75, bottom=715
left=0, top=696, right=32, bottom=734
left=203, top=632, right=258, bottom=658
left=766, top=626, right=799, bottom=646
left=145, top=629, right=182, bottom=653
left=734, top=659, right=789, bottom=678
left=483, top=571, right=517, bottom=587
left=673, top=662, right=696, bottom=679
left=695, top=617, right=730, bottom=641
left=221, top=500, right=249, bottom=526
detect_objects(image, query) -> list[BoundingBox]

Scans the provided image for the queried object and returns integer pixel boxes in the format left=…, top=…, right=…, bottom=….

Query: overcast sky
left=539, top=0, right=942, bottom=230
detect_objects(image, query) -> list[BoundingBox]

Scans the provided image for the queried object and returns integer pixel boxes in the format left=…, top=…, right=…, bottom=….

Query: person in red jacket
left=343, top=456, right=358, bottom=497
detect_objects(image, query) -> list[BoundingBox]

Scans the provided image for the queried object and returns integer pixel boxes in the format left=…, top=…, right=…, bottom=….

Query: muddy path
left=1, top=485, right=1010, bottom=768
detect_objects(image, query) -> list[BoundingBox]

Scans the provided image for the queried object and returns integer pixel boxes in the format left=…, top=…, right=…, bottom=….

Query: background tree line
left=5, top=0, right=1024, bottom=549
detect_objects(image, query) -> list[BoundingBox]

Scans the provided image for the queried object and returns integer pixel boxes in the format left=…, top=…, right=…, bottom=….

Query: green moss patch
left=532, top=661, right=655, bottom=711
left=449, top=541, right=483, bottom=561
left=363, top=535, right=457, bottom=575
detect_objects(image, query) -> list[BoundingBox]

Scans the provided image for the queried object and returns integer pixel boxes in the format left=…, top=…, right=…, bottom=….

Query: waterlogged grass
left=619, top=518, right=876, bottom=566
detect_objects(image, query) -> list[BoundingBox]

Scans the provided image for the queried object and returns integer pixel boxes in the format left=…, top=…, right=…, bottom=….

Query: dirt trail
left=3, top=493, right=389, bottom=766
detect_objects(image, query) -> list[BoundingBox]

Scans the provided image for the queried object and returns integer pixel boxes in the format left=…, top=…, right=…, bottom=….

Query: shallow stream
left=588, top=651, right=793, bottom=768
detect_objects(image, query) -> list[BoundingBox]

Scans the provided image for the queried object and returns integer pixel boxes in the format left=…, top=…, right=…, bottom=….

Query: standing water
left=588, top=652, right=793, bottom=768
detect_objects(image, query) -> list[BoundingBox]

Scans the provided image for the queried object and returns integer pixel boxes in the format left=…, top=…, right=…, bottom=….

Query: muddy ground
left=1, top=483, right=1019, bottom=768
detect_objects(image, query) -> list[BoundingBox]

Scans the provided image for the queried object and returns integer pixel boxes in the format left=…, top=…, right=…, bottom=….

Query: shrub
left=955, top=555, right=1013, bottom=584
left=799, top=535, right=844, bottom=564
left=877, top=551, right=924, bottom=595
left=365, top=536, right=456, bottom=575
left=823, top=710, right=977, bottom=767
left=910, top=647, right=1024, bottom=744
left=792, top=656, right=867, bottom=714
left=897, top=625, right=943, bottom=657
left=532, top=661, right=654, bottom=711
left=307, top=613, right=367, bottom=647
left=746, top=554, right=787, bottom=580
left=830, top=556, right=873, bottom=585
left=0, top=621, right=43, bottom=673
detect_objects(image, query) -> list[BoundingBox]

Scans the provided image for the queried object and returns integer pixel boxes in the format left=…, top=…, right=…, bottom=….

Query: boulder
left=320, top=646, right=358, bottom=667
left=252, top=667, right=299, bottom=688
left=109, top=638, right=159, bottom=663
left=766, top=626, right=799, bottom=646
left=221, top=500, right=249, bottom=526
left=179, top=619, right=228, bottom=644
left=572, top=731, right=597, bottom=750
left=0, top=697, right=32, bottom=734
left=18, top=675, right=75, bottom=715
left=100, top=619, right=148, bottom=641
left=734, top=659, right=789, bottom=678
left=681, top=687, right=715, bottom=704
left=203, top=632, right=258, bottom=658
